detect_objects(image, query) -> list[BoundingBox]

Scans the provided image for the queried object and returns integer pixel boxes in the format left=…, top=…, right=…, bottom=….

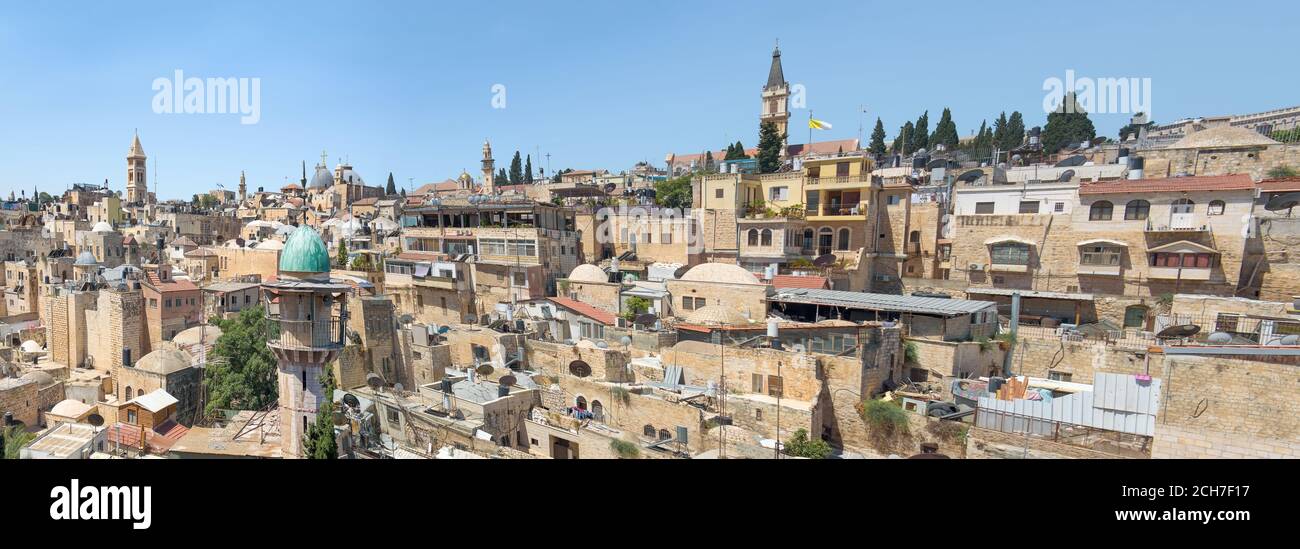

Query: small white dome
left=91, top=221, right=114, bottom=233
left=567, top=264, right=608, bottom=283
left=679, top=262, right=761, bottom=285
left=685, top=305, right=751, bottom=325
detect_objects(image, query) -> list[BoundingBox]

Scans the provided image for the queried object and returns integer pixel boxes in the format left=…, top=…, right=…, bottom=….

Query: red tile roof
left=1079, top=174, right=1255, bottom=195
left=548, top=297, right=617, bottom=326
left=1258, top=177, right=1300, bottom=193
left=145, top=271, right=198, bottom=292
left=771, top=274, right=830, bottom=289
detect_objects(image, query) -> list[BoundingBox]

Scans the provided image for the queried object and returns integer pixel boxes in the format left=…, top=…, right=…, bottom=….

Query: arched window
left=575, top=396, right=587, bottom=411
left=1089, top=201, right=1113, bottom=221
left=747, top=229, right=759, bottom=246
left=817, top=227, right=833, bottom=255
left=643, top=424, right=656, bottom=437
left=909, top=230, right=921, bottom=243
left=760, top=229, right=772, bottom=246
left=591, top=400, right=604, bottom=421
left=124, top=386, right=133, bottom=400
left=1208, top=200, right=1226, bottom=216
left=1172, top=198, right=1195, bottom=214
left=658, top=428, right=672, bottom=441
left=802, top=228, right=814, bottom=251
left=1124, top=200, right=1150, bottom=220
left=836, top=228, right=851, bottom=251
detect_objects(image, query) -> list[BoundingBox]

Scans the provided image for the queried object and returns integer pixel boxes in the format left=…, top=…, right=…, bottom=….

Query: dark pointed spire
left=301, top=160, right=307, bottom=186
left=765, top=40, right=785, bottom=90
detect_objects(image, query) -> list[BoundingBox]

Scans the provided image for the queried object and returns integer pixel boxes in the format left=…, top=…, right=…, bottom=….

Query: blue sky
left=1, top=0, right=1296, bottom=200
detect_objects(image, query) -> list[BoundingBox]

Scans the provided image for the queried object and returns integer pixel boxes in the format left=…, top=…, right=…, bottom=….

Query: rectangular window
left=682, top=296, right=695, bottom=311
left=715, top=189, right=724, bottom=199
left=975, top=202, right=995, bottom=214
left=512, top=272, right=527, bottom=287
left=990, top=243, right=1030, bottom=265
left=769, top=186, right=788, bottom=201
left=1018, top=201, right=1040, bottom=214
left=767, top=375, right=783, bottom=398
left=751, top=373, right=763, bottom=393
left=1047, top=371, right=1073, bottom=382
left=1054, top=202, right=1065, bottom=213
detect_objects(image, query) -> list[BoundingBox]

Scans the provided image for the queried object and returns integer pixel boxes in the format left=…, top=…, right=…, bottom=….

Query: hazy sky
left=1, top=0, right=1295, bottom=200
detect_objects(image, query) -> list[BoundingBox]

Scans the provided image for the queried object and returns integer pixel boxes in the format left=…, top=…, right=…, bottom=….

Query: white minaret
left=264, top=225, right=348, bottom=458
left=481, top=139, right=496, bottom=194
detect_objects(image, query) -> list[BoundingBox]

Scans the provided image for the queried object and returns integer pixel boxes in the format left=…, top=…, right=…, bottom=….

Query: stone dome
left=135, top=348, right=193, bottom=375
left=567, top=264, right=608, bottom=283
left=255, top=239, right=285, bottom=251
left=20, top=370, right=55, bottom=387
left=309, top=165, right=334, bottom=190
left=684, top=304, right=751, bottom=325
left=279, top=225, right=330, bottom=273
left=1172, top=126, right=1278, bottom=149
left=74, top=251, right=97, bottom=265
left=91, top=221, right=114, bottom=233
left=679, top=262, right=761, bottom=285
left=50, top=399, right=93, bottom=419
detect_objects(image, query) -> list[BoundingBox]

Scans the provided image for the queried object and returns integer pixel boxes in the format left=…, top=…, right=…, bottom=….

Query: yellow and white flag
left=809, top=118, right=832, bottom=130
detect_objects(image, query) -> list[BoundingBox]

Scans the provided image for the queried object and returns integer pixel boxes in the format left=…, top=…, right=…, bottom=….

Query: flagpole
left=808, top=110, right=813, bottom=155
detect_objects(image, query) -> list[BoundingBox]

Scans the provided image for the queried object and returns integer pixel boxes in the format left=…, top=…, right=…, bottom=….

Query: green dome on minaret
left=278, top=225, right=331, bottom=274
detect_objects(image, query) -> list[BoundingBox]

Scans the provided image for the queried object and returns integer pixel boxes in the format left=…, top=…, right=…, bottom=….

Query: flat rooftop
left=770, top=288, right=996, bottom=317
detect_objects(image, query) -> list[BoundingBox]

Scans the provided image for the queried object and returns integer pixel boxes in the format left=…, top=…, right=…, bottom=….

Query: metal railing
left=265, top=315, right=344, bottom=350
left=1009, top=311, right=1300, bottom=350
left=973, top=407, right=1152, bottom=458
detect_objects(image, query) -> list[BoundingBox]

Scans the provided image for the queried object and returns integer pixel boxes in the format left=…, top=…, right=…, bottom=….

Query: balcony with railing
left=805, top=202, right=868, bottom=221
left=265, top=314, right=345, bottom=351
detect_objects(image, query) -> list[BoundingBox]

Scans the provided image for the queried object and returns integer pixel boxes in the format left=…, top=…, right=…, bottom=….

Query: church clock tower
left=761, top=43, right=790, bottom=156
left=126, top=132, right=149, bottom=204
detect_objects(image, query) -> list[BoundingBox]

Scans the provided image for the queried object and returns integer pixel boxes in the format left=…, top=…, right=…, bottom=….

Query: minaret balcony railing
left=265, top=314, right=345, bottom=351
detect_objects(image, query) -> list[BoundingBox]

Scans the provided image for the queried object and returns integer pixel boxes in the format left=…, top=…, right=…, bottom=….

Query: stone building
left=140, top=264, right=201, bottom=351
left=665, top=262, right=770, bottom=321
left=114, top=346, right=201, bottom=426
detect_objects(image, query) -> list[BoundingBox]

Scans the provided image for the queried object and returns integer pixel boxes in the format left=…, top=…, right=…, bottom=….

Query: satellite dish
left=619, top=336, right=632, bottom=347
left=812, top=254, right=837, bottom=268
left=476, top=364, right=494, bottom=376
left=393, top=383, right=405, bottom=392
left=957, top=170, right=984, bottom=183
left=86, top=413, right=105, bottom=427
left=1156, top=324, right=1201, bottom=339
left=1055, top=155, right=1087, bottom=168
left=1206, top=332, right=1232, bottom=345
left=342, top=393, right=361, bottom=409
left=397, top=314, right=414, bottom=325
left=365, top=373, right=384, bottom=389
left=1057, top=169, right=1076, bottom=182
left=1265, top=192, right=1300, bottom=212
left=499, top=375, right=517, bottom=387
left=673, top=265, right=691, bottom=279
left=595, top=340, right=609, bottom=349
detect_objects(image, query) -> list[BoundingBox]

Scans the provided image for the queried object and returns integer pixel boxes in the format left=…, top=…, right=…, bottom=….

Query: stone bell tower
left=263, top=225, right=348, bottom=458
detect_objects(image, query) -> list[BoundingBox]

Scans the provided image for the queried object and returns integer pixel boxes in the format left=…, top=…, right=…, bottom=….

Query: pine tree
left=734, top=141, right=748, bottom=159
left=892, top=121, right=915, bottom=155
left=931, top=108, right=959, bottom=151
left=386, top=172, right=397, bottom=195
left=869, top=118, right=887, bottom=155
left=302, top=367, right=337, bottom=459
left=497, top=168, right=509, bottom=185
left=524, top=155, right=534, bottom=184
left=1005, top=111, right=1026, bottom=150
left=1041, top=93, right=1095, bottom=153
left=913, top=111, right=930, bottom=151
left=757, top=121, right=785, bottom=173
left=508, top=151, right=523, bottom=185
left=992, top=112, right=1009, bottom=151
left=704, top=151, right=715, bottom=172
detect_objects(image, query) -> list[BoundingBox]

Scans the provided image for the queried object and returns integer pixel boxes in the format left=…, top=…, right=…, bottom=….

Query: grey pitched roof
left=770, top=288, right=996, bottom=317
left=765, top=46, right=785, bottom=90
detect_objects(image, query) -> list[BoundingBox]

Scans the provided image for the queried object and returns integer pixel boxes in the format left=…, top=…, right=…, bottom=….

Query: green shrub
left=610, top=439, right=640, bottom=459
left=783, top=428, right=833, bottom=459
left=858, top=398, right=911, bottom=442
left=904, top=341, right=919, bottom=364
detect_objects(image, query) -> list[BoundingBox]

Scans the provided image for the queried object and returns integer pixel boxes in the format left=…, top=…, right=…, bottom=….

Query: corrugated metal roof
left=965, top=287, right=1095, bottom=301
left=770, top=288, right=995, bottom=317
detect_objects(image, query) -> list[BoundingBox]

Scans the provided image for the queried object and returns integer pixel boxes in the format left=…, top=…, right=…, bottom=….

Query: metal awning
left=965, top=287, right=1095, bottom=301
left=1077, top=238, right=1129, bottom=247
left=983, top=235, right=1036, bottom=246
left=1147, top=240, right=1218, bottom=254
